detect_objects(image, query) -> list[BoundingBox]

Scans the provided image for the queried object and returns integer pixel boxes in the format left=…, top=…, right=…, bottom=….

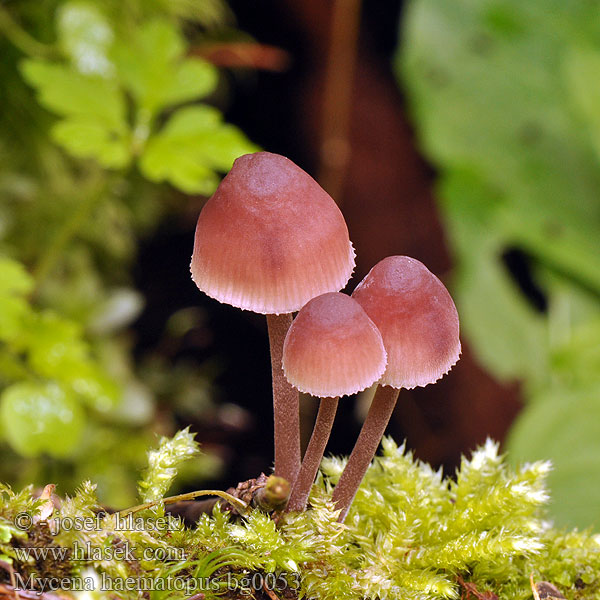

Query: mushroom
left=331, top=256, right=460, bottom=521
left=282, top=292, right=387, bottom=512
left=190, top=152, right=355, bottom=485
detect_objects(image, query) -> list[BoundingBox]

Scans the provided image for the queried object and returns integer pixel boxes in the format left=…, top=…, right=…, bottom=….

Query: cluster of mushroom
left=190, top=152, right=460, bottom=522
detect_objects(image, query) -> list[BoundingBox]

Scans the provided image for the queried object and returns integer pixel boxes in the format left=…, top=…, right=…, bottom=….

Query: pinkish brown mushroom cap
left=352, top=256, right=460, bottom=389
left=191, top=152, right=355, bottom=315
left=282, top=292, right=387, bottom=398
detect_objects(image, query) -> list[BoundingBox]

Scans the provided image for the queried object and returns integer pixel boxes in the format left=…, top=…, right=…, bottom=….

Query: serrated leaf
left=21, top=59, right=125, bottom=130
left=142, top=153, right=219, bottom=195
left=57, top=1, right=114, bottom=76
left=159, top=104, right=222, bottom=133
left=51, top=118, right=130, bottom=168
left=139, top=105, right=259, bottom=193
left=162, top=58, right=219, bottom=107
left=21, top=59, right=130, bottom=166
left=0, top=381, right=85, bottom=457
left=136, top=18, right=184, bottom=63
left=111, top=20, right=217, bottom=116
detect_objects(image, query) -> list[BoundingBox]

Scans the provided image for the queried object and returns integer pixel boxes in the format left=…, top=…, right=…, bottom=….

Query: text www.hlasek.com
left=13, top=540, right=186, bottom=564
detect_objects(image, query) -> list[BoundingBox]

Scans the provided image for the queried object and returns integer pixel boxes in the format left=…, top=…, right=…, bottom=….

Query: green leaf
left=57, top=1, right=114, bottom=77
left=399, top=2, right=600, bottom=530
left=111, top=20, right=218, bottom=116
left=454, top=256, right=548, bottom=383
left=0, top=297, right=28, bottom=344
left=399, top=3, right=600, bottom=367
left=51, top=118, right=130, bottom=168
left=0, top=256, right=34, bottom=296
left=21, top=59, right=125, bottom=129
left=563, top=47, right=600, bottom=162
left=26, top=312, right=89, bottom=380
left=163, top=58, right=219, bottom=108
left=504, top=306, right=600, bottom=528
left=26, top=312, right=120, bottom=412
left=0, top=257, right=34, bottom=343
left=439, top=172, right=548, bottom=382
left=551, top=319, right=600, bottom=387
left=496, top=193, right=600, bottom=296
left=20, top=59, right=130, bottom=167
left=507, top=383, right=600, bottom=529
left=0, top=381, right=85, bottom=457
left=139, top=105, right=259, bottom=193
left=399, top=0, right=600, bottom=293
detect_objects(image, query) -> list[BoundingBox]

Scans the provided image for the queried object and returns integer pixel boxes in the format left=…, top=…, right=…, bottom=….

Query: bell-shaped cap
left=282, top=292, right=387, bottom=398
left=191, top=152, right=355, bottom=314
left=352, top=256, right=460, bottom=389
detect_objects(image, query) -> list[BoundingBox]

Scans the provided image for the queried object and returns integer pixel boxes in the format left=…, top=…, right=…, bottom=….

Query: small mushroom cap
left=352, top=256, right=460, bottom=389
left=282, top=292, right=387, bottom=398
left=191, top=152, right=355, bottom=315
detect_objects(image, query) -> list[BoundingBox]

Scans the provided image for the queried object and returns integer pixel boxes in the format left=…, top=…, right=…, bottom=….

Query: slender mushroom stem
left=287, top=396, right=339, bottom=512
left=332, top=385, right=400, bottom=521
left=267, top=313, right=301, bottom=486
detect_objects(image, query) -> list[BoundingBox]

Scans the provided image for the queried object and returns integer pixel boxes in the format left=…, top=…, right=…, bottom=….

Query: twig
left=193, top=42, right=290, bottom=71
left=456, top=575, right=498, bottom=600
left=0, top=5, right=57, bottom=58
left=118, top=489, right=248, bottom=517
left=262, top=581, right=281, bottom=600
left=0, top=584, right=68, bottom=600
left=0, top=562, right=18, bottom=600
left=183, top=594, right=205, bottom=600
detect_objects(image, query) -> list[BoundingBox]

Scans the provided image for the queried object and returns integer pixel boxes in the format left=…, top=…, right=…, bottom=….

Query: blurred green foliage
left=399, top=0, right=600, bottom=528
left=20, top=4, right=257, bottom=190
left=0, top=0, right=255, bottom=504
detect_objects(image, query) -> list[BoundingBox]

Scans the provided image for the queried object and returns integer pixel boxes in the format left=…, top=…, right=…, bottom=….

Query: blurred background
left=1, top=0, right=599, bottom=529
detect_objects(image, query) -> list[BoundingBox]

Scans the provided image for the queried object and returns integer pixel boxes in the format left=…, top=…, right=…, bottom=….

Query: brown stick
left=267, top=313, right=301, bottom=486
left=331, top=385, right=400, bottom=521
left=318, top=0, right=362, bottom=200
left=287, top=396, right=339, bottom=512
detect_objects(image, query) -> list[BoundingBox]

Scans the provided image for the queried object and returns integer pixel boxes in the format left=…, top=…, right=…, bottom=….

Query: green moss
left=1, top=433, right=599, bottom=600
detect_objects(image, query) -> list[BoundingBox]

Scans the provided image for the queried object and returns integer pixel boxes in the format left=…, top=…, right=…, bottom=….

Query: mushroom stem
left=286, top=396, right=339, bottom=512
left=331, top=385, right=400, bottom=521
left=267, top=313, right=301, bottom=486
